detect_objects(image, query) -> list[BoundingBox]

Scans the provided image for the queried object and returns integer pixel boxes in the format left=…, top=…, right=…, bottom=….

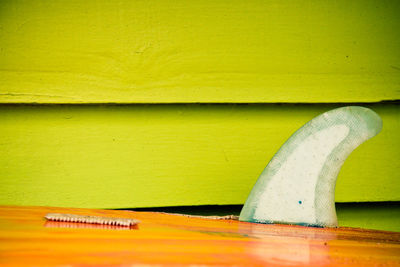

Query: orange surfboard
left=0, top=205, right=399, bottom=266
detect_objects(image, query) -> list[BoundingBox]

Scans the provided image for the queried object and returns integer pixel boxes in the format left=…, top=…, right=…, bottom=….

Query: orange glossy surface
left=0, top=206, right=399, bottom=266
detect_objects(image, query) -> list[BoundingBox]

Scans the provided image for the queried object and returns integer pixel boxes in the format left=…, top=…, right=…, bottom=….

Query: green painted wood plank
left=1, top=0, right=399, bottom=103
left=0, top=103, right=399, bottom=208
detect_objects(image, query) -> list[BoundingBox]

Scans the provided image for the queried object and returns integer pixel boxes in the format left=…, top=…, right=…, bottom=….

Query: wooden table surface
left=0, top=206, right=399, bottom=266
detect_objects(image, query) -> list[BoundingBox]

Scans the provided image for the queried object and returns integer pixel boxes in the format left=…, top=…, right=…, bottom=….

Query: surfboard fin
left=239, top=106, right=382, bottom=227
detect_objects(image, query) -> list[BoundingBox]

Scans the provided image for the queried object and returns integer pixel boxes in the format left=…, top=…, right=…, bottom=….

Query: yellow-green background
left=0, top=0, right=399, bottom=231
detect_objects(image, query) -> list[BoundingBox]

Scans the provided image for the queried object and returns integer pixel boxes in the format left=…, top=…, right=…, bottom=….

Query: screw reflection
left=44, top=221, right=139, bottom=230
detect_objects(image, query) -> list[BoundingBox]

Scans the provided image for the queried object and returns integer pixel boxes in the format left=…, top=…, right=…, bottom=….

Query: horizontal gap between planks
left=117, top=202, right=400, bottom=216
left=121, top=202, right=400, bottom=232
left=0, top=100, right=398, bottom=107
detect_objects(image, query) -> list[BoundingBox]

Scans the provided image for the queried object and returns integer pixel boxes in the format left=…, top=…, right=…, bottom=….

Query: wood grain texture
left=1, top=0, right=399, bottom=103
left=0, top=103, right=398, bottom=208
left=0, top=205, right=399, bottom=266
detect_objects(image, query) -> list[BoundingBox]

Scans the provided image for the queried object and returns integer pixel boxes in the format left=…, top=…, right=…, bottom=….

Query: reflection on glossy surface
left=238, top=222, right=336, bottom=265
left=0, top=206, right=399, bottom=266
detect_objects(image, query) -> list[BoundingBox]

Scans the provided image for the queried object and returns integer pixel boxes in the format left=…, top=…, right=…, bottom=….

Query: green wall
left=1, top=104, right=398, bottom=208
left=1, top=0, right=399, bottom=103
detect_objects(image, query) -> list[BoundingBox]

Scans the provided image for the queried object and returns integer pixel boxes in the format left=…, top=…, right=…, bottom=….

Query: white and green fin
left=239, top=106, right=382, bottom=227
